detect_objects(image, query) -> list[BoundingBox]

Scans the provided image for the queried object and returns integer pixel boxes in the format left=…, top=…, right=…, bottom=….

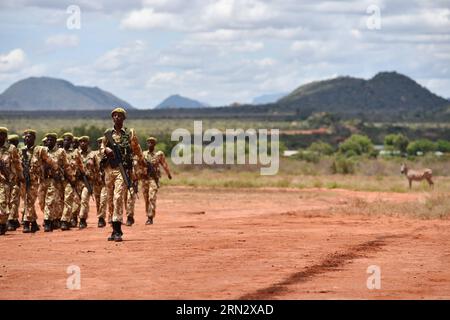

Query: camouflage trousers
left=0, top=182, right=11, bottom=224
left=61, top=181, right=80, bottom=222
left=7, top=184, right=20, bottom=221
left=105, top=167, right=127, bottom=222
left=93, top=183, right=107, bottom=220
left=43, top=179, right=64, bottom=221
left=124, top=186, right=137, bottom=218
left=71, top=180, right=83, bottom=220
left=21, top=179, right=40, bottom=222
left=38, top=179, right=50, bottom=213
left=142, top=178, right=159, bottom=218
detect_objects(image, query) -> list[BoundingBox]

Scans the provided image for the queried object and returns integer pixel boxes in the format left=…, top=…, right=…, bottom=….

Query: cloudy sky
left=0, top=0, right=449, bottom=108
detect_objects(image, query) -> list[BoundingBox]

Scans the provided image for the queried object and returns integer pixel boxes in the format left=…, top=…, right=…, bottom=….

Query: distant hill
left=277, top=72, right=448, bottom=115
left=155, top=94, right=209, bottom=109
left=252, top=92, right=288, bottom=104
left=0, top=77, right=134, bottom=110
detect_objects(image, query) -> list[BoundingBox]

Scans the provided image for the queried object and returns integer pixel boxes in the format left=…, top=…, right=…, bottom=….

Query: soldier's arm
left=159, top=152, right=172, bottom=179
left=11, top=146, right=24, bottom=181
left=60, top=150, right=75, bottom=179
left=41, top=147, right=58, bottom=171
left=129, top=129, right=145, bottom=166
left=75, top=150, right=86, bottom=174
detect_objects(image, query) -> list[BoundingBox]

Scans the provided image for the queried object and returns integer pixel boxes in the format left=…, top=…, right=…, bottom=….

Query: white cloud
left=0, top=48, right=26, bottom=73
left=46, top=34, right=79, bottom=48
left=120, top=8, right=178, bottom=30
left=94, top=40, right=146, bottom=72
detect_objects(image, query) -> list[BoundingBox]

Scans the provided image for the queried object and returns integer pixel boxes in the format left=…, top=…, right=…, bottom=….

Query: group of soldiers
left=0, top=107, right=172, bottom=242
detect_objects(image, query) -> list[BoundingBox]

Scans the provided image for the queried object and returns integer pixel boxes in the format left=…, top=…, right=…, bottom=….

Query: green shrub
left=331, top=156, right=357, bottom=174
left=338, top=134, right=374, bottom=157
left=407, top=139, right=436, bottom=155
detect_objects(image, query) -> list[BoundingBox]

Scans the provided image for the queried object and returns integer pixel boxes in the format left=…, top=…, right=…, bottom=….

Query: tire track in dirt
left=240, top=235, right=403, bottom=300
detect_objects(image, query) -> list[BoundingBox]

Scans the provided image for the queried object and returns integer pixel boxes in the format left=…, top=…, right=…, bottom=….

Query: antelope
left=400, top=163, right=434, bottom=189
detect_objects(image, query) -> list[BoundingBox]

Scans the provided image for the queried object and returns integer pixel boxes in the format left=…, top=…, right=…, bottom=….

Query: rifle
left=104, top=130, right=133, bottom=193
left=146, top=160, right=159, bottom=185
left=80, top=171, right=94, bottom=200
left=21, top=149, right=31, bottom=222
left=59, top=168, right=81, bottom=200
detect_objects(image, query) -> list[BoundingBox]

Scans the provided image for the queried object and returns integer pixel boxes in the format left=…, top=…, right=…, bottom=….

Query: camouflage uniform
left=124, top=155, right=143, bottom=226
left=61, top=145, right=85, bottom=226
left=44, top=139, right=73, bottom=227
left=79, top=140, right=97, bottom=223
left=92, top=144, right=107, bottom=225
left=0, top=128, right=23, bottom=234
left=20, top=131, right=58, bottom=232
left=100, top=108, right=144, bottom=241
left=6, top=134, right=21, bottom=229
left=141, top=150, right=167, bottom=221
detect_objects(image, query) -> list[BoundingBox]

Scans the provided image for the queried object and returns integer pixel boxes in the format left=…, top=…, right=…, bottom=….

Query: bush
left=436, top=140, right=450, bottom=153
left=308, top=141, right=334, bottom=155
left=338, top=134, right=374, bottom=157
left=331, top=156, right=357, bottom=174
left=384, top=133, right=409, bottom=154
left=407, top=139, right=436, bottom=155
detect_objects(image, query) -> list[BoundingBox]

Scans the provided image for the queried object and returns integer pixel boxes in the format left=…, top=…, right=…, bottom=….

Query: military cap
left=41, top=137, right=47, bottom=143
left=111, top=107, right=127, bottom=118
left=23, top=129, right=36, bottom=137
left=57, top=138, right=63, bottom=143
left=79, top=136, right=90, bottom=142
left=8, top=134, right=19, bottom=141
left=45, top=133, right=58, bottom=139
left=0, top=127, right=8, bottom=135
left=147, top=136, right=157, bottom=143
left=97, top=137, right=103, bottom=143
left=62, top=132, right=74, bottom=139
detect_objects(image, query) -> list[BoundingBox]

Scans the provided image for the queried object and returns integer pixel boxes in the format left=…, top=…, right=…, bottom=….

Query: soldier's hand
left=105, top=147, right=114, bottom=158
left=168, top=173, right=172, bottom=180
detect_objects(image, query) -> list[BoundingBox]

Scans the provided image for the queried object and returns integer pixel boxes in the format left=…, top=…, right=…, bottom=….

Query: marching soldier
left=6, top=134, right=21, bottom=231
left=124, top=154, right=143, bottom=226
left=142, top=137, right=172, bottom=225
left=42, top=133, right=73, bottom=232
left=38, top=136, right=50, bottom=214
left=20, top=129, right=58, bottom=233
left=100, top=107, right=144, bottom=242
left=60, top=132, right=85, bottom=231
left=0, top=128, right=23, bottom=235
left=93, top=137, right=108, bottom=227
left=78, top=136, right=96, bottom=229
left=70, top=136, right=83, bottom=227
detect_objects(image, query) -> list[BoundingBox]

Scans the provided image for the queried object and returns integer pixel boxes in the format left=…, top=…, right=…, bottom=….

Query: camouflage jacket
left=142, top=150, right=165, bottom=180
left=80, top=149, right=97, bottom=182
left=20, top=145, right=57, bottom=182
left=0, top=143, right=23, bottom=184
left=46, top=146, right=73, bottom=181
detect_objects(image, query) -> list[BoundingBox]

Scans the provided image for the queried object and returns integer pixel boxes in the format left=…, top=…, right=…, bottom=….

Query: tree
left=384, top=133, right=409, bottom=154
left=436, top=140, right=450, bottom=153
left=338, top=134, right=374, bottom=157
left=406, top=139, right=436, bottom=155
left=307, top=141, right=334, bottom=155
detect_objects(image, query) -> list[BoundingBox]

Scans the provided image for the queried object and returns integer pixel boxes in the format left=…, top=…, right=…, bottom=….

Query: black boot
left=61, top=221, right=70, bottom=231
left=7, top=220, right=17, bottom=231
left=115, top=222, right=123, bottom=241
left=145, top=217, right=153, bottom=225
left=107, top=222, right=116, bottom=241
left=0, top=224, right=6, bottom=235
left=44, top=220, right=53, bottom=232
left=31, top=221, right=40, bottom=233
left=70, top=217, right=78, bottom=228
left=126, top=216, right=134, bottom=226
left=98, top=217, right=106, bottom=228
left=52, top=219, right=60, bottom=230
left=22, top=221, right=31, bottom=233
left=79, top=218, right=87, bottom=229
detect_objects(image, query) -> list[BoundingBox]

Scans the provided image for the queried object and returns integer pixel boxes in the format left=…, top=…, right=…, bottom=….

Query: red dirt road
left=1, top=186, right=450, bottom=299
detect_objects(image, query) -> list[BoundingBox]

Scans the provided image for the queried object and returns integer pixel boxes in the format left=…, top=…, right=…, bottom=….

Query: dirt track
left=1, top=186, right=450, bottom=299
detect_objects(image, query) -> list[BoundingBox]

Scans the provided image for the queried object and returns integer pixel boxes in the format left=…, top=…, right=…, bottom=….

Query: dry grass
left=331, top=192, right=450, bottom=220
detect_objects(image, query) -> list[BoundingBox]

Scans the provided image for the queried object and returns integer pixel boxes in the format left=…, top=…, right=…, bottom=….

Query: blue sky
left=0, top=0, right=449, bottom=108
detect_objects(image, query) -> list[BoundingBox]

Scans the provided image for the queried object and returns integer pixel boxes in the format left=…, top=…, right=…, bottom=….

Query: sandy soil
left=1, top=186, right=450, bottom=300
